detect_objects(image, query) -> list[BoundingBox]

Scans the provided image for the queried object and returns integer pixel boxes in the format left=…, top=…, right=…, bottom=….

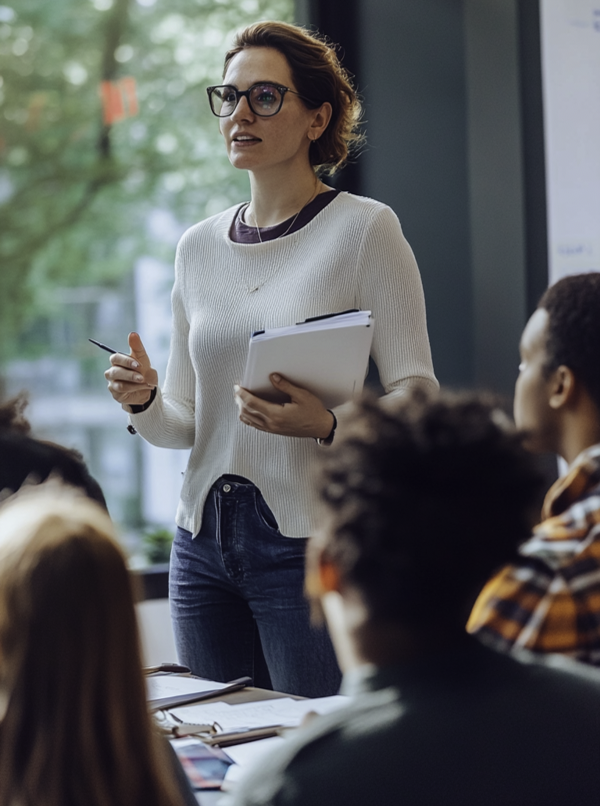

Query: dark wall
left=297, top=0, right=544, bottom=396
left=465, top=0, right=527, bottom=393
left=359, top=0, right=473, bottom=387
left=297, top=0, right=363, bottom=196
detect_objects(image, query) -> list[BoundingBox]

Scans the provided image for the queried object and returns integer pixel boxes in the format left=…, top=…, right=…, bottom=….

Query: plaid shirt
left=468, top=444, right=600, bottom=666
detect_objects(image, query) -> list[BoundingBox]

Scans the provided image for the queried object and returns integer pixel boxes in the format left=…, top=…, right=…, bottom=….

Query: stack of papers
left=170, top=694, right=349, bottom=733
left=146, top=675, right=232, bottom=710
left=168, top=693, right=350, bottom=789
left=242, top=309, right=374, bottom=409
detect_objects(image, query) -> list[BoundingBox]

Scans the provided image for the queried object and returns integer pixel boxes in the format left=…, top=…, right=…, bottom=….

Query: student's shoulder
left=511, top=646, right=600, bottom=693
left=227, top=691, right=400, bottom=806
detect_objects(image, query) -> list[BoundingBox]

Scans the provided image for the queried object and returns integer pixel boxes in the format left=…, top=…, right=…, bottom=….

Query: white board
left=541, top=0, right=600, bottom=284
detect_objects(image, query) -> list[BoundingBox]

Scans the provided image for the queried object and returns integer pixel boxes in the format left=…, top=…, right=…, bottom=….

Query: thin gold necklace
left=249, top=178, right=321, bottom=244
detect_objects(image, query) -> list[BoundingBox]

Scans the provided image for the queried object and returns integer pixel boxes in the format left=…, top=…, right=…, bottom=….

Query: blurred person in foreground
left=0, top=484, right=196, bottom=806
left=468, top=273, right=600, bottom=665
left=228, top=391, right=600, bottom=806
left=0, top=393, right=106, bottom=508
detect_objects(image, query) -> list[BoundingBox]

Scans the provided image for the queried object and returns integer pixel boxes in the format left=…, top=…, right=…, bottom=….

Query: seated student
left=0, top=484, right=197, bottom=806
left=0, top=393, right=107, bottom=508
left=227, top=391, right=600, bottom=806
left=468, top=272, right=600, bottom=666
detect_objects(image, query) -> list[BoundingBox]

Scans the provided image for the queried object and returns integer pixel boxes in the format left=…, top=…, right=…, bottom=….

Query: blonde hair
left=0, top=485, right=184, bottom=806
left=224, top=21, right=365, bottom=175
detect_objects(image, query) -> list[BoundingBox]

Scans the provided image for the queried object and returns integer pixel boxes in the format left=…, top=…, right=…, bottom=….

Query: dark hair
left=538, top=272, right=600, bottom=412
left=0, top=393, right=31, bottom=435
left=316, top=390, right=544, bottom=626
left=223, top=21, right=364, bottom=174
left=0, top=487, right=185, bottom=806
left=0, top=432, right=107, bottom=509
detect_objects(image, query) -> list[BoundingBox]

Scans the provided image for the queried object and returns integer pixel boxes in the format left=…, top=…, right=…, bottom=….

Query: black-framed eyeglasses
left=206, top=82, right=306, bottom=118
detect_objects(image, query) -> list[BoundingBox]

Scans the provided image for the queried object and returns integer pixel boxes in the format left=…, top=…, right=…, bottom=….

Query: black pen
left=88, top=338, right=124, bottom=355
left=89, top=338, right=138, bottom=435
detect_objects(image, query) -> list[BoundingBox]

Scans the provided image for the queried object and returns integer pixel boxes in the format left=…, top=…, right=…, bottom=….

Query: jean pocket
left=253, top=490, right=280, bottom=533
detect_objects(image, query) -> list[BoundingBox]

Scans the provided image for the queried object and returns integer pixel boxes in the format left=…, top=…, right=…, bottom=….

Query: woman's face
left=219, top=46, right=326, bottom=175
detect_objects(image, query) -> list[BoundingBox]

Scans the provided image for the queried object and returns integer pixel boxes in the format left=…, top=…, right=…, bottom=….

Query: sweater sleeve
left=128, top=243, right=196, bottom=449
left=354, top=205, right=438, bottom=397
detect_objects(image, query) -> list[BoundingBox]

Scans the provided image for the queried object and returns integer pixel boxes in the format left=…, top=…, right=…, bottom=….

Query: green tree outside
left=0, top=0, right=292, bottom=361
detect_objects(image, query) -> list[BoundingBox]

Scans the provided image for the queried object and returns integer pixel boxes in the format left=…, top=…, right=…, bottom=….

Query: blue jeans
left=169, top=475, right=341, bottom=698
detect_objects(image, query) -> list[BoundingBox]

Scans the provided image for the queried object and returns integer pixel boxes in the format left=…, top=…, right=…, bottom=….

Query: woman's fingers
left=234, top=386, right=269, bottom=429
left=128, top=332, right=149, bottom=368
left=233, top=380, right=332, bottom=439
left=105, top=373, right=153, bottom=404
left=105, top=360, right=155, bottom=405
left=104, top=332, right=158, bottom=405
left=127, top=332, right=159, bottom=387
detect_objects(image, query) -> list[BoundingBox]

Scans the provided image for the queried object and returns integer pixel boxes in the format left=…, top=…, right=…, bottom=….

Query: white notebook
left=242, top=310, right=374, bottom=409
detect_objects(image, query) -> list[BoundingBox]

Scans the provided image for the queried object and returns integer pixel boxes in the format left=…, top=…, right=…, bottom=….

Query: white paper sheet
left=170, top=694, right=349, bottom=731
left=146, top=675, right=230, bottom=701
left=242, top=310, right=374, bottom=408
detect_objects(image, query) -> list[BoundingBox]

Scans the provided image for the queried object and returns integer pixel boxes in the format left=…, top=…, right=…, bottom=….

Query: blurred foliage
left=142, top=525, right=173, bottom=564
left=0, top=0, right=292, bottom=359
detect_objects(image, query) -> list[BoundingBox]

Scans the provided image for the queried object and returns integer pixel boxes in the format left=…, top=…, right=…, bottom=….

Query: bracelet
left=127, top=387, right=157, bottom=435
left=316, top=410, right=337, bottom=447
left=129, top=387, right=157, bottom=414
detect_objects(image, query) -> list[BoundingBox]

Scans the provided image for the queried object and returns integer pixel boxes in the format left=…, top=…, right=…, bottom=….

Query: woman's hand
left=104, top=332, right=158, bottom=409
left=234, top=374, right=334, bottom=439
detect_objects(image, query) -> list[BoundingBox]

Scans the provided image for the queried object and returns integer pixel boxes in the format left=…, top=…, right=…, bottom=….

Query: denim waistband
left=212, top=474, right=256, bottom=496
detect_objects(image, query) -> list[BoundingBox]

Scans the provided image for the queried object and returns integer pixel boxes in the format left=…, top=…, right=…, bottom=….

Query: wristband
left=316, top=410, right=337, bottom=446
left=127, top=387, right=157, bottom=434
left=129, top=387, right=157, bottom=414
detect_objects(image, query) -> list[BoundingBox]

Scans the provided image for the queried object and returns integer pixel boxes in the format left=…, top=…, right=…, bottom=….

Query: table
left=167, top=685, right=303, bottom=806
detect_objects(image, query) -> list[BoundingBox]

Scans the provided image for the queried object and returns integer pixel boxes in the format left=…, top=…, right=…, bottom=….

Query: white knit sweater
left=131, top=192, right=438, bottom=537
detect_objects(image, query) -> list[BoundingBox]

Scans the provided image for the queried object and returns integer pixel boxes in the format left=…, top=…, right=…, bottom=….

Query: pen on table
left=89, top=338, right=138, bottom=435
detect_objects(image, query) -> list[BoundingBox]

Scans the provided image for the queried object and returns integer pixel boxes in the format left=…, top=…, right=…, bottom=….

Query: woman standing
left=105, top=21, right=437, bottom=697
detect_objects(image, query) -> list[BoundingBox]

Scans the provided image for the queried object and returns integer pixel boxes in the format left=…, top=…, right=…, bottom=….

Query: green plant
left=142, top=526, right=174, bottom=565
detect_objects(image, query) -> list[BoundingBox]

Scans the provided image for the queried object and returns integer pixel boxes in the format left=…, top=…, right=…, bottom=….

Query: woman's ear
left=308, top=102, right=333, bottom=142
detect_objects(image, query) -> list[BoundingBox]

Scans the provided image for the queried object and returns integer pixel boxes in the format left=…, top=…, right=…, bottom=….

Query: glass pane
left=0, top=0, right=293, bottom=565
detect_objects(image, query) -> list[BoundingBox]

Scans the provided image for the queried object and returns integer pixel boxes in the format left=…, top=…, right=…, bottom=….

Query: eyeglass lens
left=211, top=84, right=284, bottom=117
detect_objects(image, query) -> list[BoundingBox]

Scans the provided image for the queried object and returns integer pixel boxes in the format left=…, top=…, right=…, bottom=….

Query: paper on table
left=219, top=697, right=349, bottom=785
left=147, top=675, right=230, bottom=702
left=171, top=694, right=349, bottom=732
left=170, top=698, right=295, bottom=730
left=296, top=694, right=350, bottom=715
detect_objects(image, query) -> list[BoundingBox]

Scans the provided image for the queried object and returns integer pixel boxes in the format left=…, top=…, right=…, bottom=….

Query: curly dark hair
left=0, top=393, right=31, bottom=435
left=223, top=21, right=364, bottom=175
left=538, top=272, right=600, bottom=413
left=0, top=432, right=107, bottom=510
left=316, top=390, right=544, bottom=626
